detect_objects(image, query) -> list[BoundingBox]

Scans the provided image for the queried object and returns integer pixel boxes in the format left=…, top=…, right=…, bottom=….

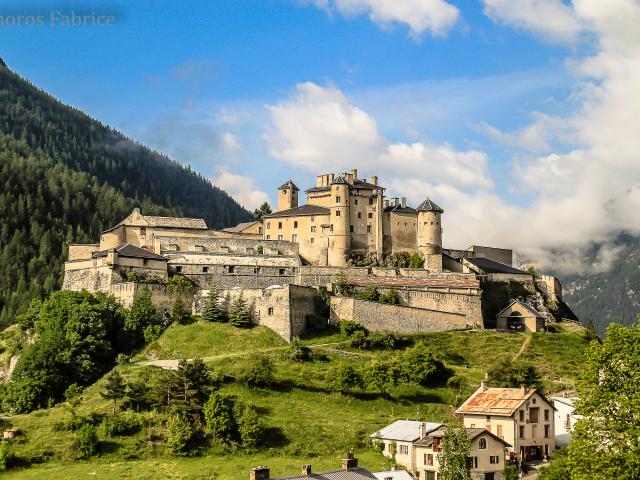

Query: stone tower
left=327, top=175, right=351, bottom=266
left=417, top=198, right=444, bottom=271
left=277, top=180, right=299, bottom=212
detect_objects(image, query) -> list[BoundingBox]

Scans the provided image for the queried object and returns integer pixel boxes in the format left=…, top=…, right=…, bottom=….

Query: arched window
left=479, top=438, right=487, bottom=449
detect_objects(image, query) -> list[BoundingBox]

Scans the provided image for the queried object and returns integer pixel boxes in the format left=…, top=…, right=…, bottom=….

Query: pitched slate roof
left=92, top=243, right=167, bottom=261
left=464, top=257, right=525, bottom=275
left=370, top=420, right=443, bottom=442
left=222, top=221, right=260, bottom=233
left=496, top=300, right=544, bottom=319
left=414, top=426, right=511, bottom=447
left=278, top=179, right=300, bottom=191
left=305, top=185, right=332, bottom=193
left=277, top=468, right=377, bottom=480
left=102, top=210, right=208, bottom=233
left=332, top=175, right=349, bottom=185
left=263, top=204, right=330, bottom=218
left=384, top=204, right=417, bottom=214
left=352, top=179, right=382, bottom=190
left=456, top=387, right=542, bottom=417
left=416, top=198, right=444, bottom=213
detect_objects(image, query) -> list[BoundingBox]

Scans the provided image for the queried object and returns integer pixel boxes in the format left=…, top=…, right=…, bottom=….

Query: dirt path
left=138, top=342, right=345, bottom=370
left=513, top=333, right=533, bottom=361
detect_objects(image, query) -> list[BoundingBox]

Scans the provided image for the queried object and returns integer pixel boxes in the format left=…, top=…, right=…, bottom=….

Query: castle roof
left=464, top=257, right=525, bottom=275
left=221, top=221, right=260, bottom=233
left=416, top=198, right=444, bottom=213
left=92, top=243, right=167, bottom=261
left=263, top=204, right=330, bottom=218
left=278, top=179, right=300, bottom=191
left=102, top=209, right=208, bottom=233
left=331, top=175, right=349, bottom=185
left=384, top=204, right=417, bottom=214
left=305, top=185, right=332, bottom=193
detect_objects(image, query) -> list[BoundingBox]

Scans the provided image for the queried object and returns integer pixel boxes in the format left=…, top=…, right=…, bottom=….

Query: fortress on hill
left=63, top=169, right=572, bottom=341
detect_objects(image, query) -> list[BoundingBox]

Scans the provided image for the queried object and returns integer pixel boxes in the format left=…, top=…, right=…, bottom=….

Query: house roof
left=369, top=420, right=443, bottom=442
left=373, top=470, right=413, bottom=480
left=92, top=243, right=167, bottom=261
left=263, top=204, right=330, bottom=218
left=551, top=396, right=577, bottom=408
left=276, top=468, right=377, bottom=480
left=464, top=257, right=525, bottom=275
left=221, top=221, right=260, bottom=233
left=496, top=300, right=544, bottom=319
left=279, top=180, right=300, bottom=191
left=456, top=387, right=545, bottom=417
left=414, top=426, right=511, bottom=448
left=416, top=198, right=444, bottom=213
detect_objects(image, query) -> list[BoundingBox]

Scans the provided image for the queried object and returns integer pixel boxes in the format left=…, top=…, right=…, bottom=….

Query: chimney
left=351, top=168, right=358, bottom=180
left=521, top=384, right=528, bottom=395
left=392, top=197, right=399, bottom=206
left=480, top=381, right=487, bottom=392
left=420, top=422, right=427, bottom=439
left=341, top=451, right=358, bottom=470
left=250, top=467, right=270, bottom=480
left=301, top=465, right=312, bottom=476
left=133, top=207, right=141, bottom=214
left=401, top=197, right=407, bottom=208
left=316, top=175, right=323, bottom=187
left=370, top=175, right=378, bottom=186
left=383, top=199, right=389, bottom=208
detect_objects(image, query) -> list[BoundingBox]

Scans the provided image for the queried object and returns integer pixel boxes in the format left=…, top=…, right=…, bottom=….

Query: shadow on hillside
left=261, top=426, right=289, bottom=449
left=396, top=391, right=447, bottom=405
left=98, top=440, right=121, bottom=455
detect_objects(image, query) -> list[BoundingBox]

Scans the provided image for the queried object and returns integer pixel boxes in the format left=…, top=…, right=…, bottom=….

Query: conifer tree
left=101, top=370, right=127, bottom=415
left=228, top=294, right=251, bottom=328
left=202, top=280, right=225, bottom=322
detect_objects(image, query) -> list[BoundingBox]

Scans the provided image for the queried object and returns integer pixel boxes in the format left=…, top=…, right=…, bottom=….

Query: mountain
left=559, top=234, right=640, bottom=336
left=0, top=60, right=251, bottom=325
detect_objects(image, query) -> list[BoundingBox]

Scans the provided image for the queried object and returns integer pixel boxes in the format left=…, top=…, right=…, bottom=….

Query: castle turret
left=328, top=175, right=351, bottom=266
left=417, top=198, right=444, bottom=271
left=277, top=180, right=299, bottom=212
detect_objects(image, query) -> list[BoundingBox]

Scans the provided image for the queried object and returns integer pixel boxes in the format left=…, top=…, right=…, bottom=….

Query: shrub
left=235, top=403, right=262, bottom=448
left=378, top=288, right=400, bottom=305
left=340, top=320, right=367, bottom=337
left=166, top=414, right=193, bottom=456
left=487, top=358, right=544, bottom=392
left=326, top=364, right=362, bottom=393
left=143, top=324, right=164, bottom=343
left=204, top=393, right=234, bottom=440
left=357, top=285, right=379, bottom=301
left=408, top=252, right=425, bottom=268
left=239, top=355, right=275, bottom=387
left=104, top=411, right=144, bottom=437
left=446, top=375, right=467, bottom=390
left=349, top=330, right=369, bottom=349
left=55, top=412, right=105, bottom=432
left=0, top=441, right=9, bottom=471
left=400, top=346, right=449, bottom=386
left=333, top=271, right=352, bottom=296
left=288, top=337, right=311, bottom=362
left=75, top=424, right=98, bottom=458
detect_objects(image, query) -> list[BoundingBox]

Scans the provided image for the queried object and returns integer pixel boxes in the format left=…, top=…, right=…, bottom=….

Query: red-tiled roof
left=348, top=276, right=479, bottom=289
left=456, top=387, right=538, bottom=416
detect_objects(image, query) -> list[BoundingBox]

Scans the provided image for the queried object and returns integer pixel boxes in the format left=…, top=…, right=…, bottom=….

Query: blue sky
left=2, top=0, right=638, bottom=270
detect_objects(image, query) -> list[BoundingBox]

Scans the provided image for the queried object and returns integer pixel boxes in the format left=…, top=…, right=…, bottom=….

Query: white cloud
left=481, top=0, right=583, bottom=44
left=310, top=0, right=460, bottom=38
left=211, top=166, right=270, bottom=211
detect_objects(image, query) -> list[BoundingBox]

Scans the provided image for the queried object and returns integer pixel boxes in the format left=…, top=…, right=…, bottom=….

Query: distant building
left=370, top=420, right=443, bottom=468
left=373, top=469, right=413, bottom=480
left=551, top=396, right=581, bottom=447
left=249, top=452, right=375, bottom=479
left=456, top=383, right=556, bottom=462
left=496, top=301, right=546, bottom=332
left=222, top=221, right=263, bottom=236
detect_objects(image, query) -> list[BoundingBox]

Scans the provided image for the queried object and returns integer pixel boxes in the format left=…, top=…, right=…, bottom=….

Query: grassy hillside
left=1, top=321, right=592, bottom=479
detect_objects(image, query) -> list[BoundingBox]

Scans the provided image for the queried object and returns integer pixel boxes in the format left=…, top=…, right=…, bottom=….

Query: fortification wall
left=297, top=266, right=370, bottom=287
left=329, top=297, right=469, bottom=334
left=62, top=263, right=118, bottom=292
left=110, top=282, right=179, bottom=315
left=158, top=235, right=299, bottom=256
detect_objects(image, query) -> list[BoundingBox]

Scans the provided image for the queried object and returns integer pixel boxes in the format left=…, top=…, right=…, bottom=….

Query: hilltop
left=0, top=63, right=251, bottom=325
left=0, top=319, right=591, bottom=479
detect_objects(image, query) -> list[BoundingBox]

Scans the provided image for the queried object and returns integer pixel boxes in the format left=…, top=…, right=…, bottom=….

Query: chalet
left=369, top=420, right=443, bottom=469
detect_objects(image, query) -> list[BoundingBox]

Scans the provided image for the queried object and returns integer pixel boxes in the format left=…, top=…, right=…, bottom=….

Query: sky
left=1, top=0, right=639, bottom=273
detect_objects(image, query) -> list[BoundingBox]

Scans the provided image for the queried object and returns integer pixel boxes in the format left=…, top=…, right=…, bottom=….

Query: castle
left=263, top=169, right=444, bottom=269
left=63, top=170, right=567, bottom=341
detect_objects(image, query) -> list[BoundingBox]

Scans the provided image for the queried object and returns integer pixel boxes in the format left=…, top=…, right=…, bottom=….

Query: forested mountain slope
left=0, top=60, right=251, bottom=325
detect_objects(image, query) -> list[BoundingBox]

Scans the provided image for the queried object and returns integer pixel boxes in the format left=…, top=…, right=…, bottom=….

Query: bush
left=104, top=411, right=144, bottom=437
left=340, top=321, right=367, bottom=337
left=487, top=358, right=544, bottom=392
left=55, top=412, right=105, bottom=432
left=400, top=346, right=449, bottom=386
left=143, top=324, right=164, bottom=343
left=288, top=337, right=311, bottom=362
left=166, top=414, right=193, bottom=456
left=239, top=355, right=275, bottom=387
left=378, top=288, right=400, bottom=305
left=357, top=286, right=379, bottom=301
left=326, top=364, right=362, bottom=393
left=350, top=331, right=399, bottom=350
left=75, top=424, right=98, bottom=458
left=408, top=252, right=425, bottom=268
left=0, top=441, right=9, bottom=471
left=235, top=403, right=262, bottom=448
left=446, top=375, right=467, bottom=390
left=204, top=393, right=234, bottom=441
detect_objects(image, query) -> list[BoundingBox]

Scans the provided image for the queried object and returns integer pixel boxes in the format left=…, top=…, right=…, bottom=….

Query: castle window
left=227, top=266, right=235, bottom=274
left=259, top=227, right=263, bottom=234
left=330, top=224, right=334, bottom=232
left=354, top=199, right=358, bottom=205
left=311, top=226, right=316, bottom=232
left=336, top=211, right=341, bottom=216
left=368, top=212, right=373, bottom=219
left=350, top=225, right=354, bottom=232
left=424, top=222, right=428, bottom=226
left=268, top=307, right=274, bottom=315
left=369, top=198, right=374, bottom=205
left=277, top=235, right=283, bottom=241
left=310, top=238, right=314, bottom=244
left=278, top=222, right=282, bottom=229
left=367, top=225, right=372, bottom=233
left=336, top=196, right=341, bottom=203
left=267, top=222, right=271, bottom=229
left=279, top=268, right=286, bottom=275
left=202, top=267, right=209, bottom=273
left=254, top=267, right=261, bottom=274
left=357, top=212, right=362, bottom=219
left=292, top=234, right=298, bottom=242
left=294, top=221, right=298, bottom=228
left=175, top=266, right=183, bottom=273
left=266, top=235, right=271, bottom=239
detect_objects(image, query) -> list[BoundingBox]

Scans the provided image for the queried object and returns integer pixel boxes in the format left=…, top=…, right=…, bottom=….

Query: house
left=373, top=469, right=414, bottom=480
left=496, top=301, right=546, bottom=332
left=456, top=383, right=555, bottom=462
left=413, top=426, right=511, bottom=480
left=249, top=452, right=376, bottom=479
left=370, top=420, right=443, bottom=469
left=551, top=396, right=581, bottom=447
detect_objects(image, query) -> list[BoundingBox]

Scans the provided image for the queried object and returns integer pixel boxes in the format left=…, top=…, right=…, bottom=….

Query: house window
left=544, top=409, right=550, bottom=422
left=310, top=238, right=314, bottom=244
left=368, top=212, right=373, bottom=218
left=490, top=456, right=500, bottom=464
left=336, top=196, right=341, bottom=203
left=311, top=226, right=316, bottom=232
left=350, top=225, right=354, bottom=233
left=140, top=227, right=146, bottom=237
left=266, top=222, right=271, bottom=229
left=369, top=197, right=374, bottom=205
left=367, top=225, right=372, bottom=233
left=426, top=473, right=435, bottom=480
left=266, top=235, right=271, bottom=239
left=277, top=235, right=283, bottom=240
left=330, top=225, right=334, bottom=232
left=530, top=407, right=539, bottom=423
left=279, top=268, right=286, bottom=275
left=519, top=410, right=525, bottom=422
left=202, top=267, right=209, bottom=273
left=268, top=307, right=274, bottom=315
left=259, top=227, right=263, bottom=234
left=311, top=216, right=315, bottom=222
left=175, top=266, right=182, bottom=273
left=336, top=210, right=341, bottom=216
left=227, top=266, right=235, bottom=274
left=425, top=454, right=433, bottom=466
left=467, top=457, right=478, bottom=469
left=565, top=414, right=571, bottom=429
left=519, top=426, right=525, bottom=439
left=292, top=234, right=298, bottom=242
left=545, top=425, right=550, bottom=438
left=399, top=445, right=409, bottom=455
left=497, top=425, right=503, bottom=438
left=479, top=438, right=487, bottom=449
left=293, top=221, right=298, bottom=228
left=278, top=222, right=283, bottom=229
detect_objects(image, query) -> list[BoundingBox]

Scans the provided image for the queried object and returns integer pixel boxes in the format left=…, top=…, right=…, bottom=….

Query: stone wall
left=110, top=282, right=179, bottom=316
left=329, top=297, right=470, bottom=334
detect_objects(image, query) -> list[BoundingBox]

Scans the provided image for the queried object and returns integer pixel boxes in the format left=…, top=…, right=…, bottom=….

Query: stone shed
left=496, top=300, right=545, bottom=332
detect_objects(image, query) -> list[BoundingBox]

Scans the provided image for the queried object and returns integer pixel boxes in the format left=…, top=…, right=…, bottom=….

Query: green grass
left=2, top=323, right=592, bottom=479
